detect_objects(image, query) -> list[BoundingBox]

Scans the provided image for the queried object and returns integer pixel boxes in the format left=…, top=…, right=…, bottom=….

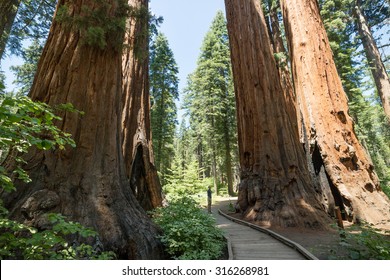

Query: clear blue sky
left=150, top=0, right=225, bottom=94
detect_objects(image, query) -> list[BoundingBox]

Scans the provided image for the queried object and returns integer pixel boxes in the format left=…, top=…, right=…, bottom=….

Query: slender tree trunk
left=121, top=0, right=162, bottom=211
left=0, top=0, right=21, bottom=60
left=197, top=135, right=205, bottom=178
left=224, top=116, right=234, bottom=196
left=210, top=112, right=218, bottom=194
left=221, top=67, right=235, bottom=196
left=153, top=83, right=164, bottom=184
left=1, top=0, right=164, bottom=259
left=212, top=148, right=218, bottom=195
left=281, top=0, right=390, bottom=228
left=353, top=0, right=390, bottom=121
left=157, top=88, right=164, bottom=172
left=224, top=0, right=331, bottom=229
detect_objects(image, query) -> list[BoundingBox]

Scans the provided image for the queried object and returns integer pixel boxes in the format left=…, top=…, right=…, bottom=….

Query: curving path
left=211, top=198, right=316, bottom=260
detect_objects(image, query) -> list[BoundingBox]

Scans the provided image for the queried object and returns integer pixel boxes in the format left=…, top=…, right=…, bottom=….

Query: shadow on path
left=209, top=197, right=308, bottom=260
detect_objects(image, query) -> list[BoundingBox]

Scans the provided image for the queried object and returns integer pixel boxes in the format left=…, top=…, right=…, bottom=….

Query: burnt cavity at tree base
left=311, top=141, right=354, bottom=223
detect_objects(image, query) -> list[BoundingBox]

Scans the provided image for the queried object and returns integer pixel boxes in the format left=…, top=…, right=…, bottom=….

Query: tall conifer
left=149, top=32, right=179, bottom=184
left=183, top=11, right=237, bottom=195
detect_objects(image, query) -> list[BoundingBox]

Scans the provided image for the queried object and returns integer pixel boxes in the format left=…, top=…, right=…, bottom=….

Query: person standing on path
left=207, top=186, right=212, bottom=214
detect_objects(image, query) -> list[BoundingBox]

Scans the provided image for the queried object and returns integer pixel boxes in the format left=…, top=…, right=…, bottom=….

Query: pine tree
left=353, top=0, right=390, bottom=120
left=149, top=32, right=179, bottom=184
left=1, top=0, right=56, bottom=60
left=183, top=11, right=237, bottom=196
left=10, top=38, right=43, bottom=95
left=0, top=0, right=21, bottom=60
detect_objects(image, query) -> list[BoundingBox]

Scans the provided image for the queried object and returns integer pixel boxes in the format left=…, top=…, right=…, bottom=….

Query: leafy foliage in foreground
left=0, top=93, right=78, bottom=192
left=330, top=224, right=390, bottom=260
left=0, top=204, right=115, bottom=260
left=0, top=87, right=114, bottom=259
left=151, top=197, right=225, bottom=260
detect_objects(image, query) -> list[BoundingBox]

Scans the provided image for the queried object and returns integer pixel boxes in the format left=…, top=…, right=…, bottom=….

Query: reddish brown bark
left=268, top=2, right=297, bottom=126
left=281, top=0, right=390, bottom=228
left=225, top=0, right=331, bottom=229
left=121, top=0, right=162, bottom=211
left=265, top=2, right=335, bottom=215
left=1, top=0, right=164, bottom=259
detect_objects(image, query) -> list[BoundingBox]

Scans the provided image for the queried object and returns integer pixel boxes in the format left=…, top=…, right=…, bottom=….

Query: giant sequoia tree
left=121, top=0, right=163, bottom=211
left=224, top=0, right=331, bottom=228
left=264, top=0, right=297, bottom=127
left=319, top=0, right=390, bottom=194
left=1, top=0, right=164, bottom=259
left=281, top=0, right=390, bottom=227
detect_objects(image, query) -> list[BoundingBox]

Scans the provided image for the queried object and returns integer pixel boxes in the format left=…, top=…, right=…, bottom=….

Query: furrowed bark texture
left=353, top=0, right=390, bottom=121
left=121, top=0, right=162, bottom=211
left=1, top=0, right=164, bottom=259
left=281, top=0, right=390, bottom=227
left=268, top=2, right=298, bottom=128
left=268, top=3, right=335, bottom=214
left=224, top=0, right=331, bottom=229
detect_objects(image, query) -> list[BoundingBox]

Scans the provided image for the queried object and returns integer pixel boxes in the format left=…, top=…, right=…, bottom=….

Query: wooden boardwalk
left=211, top=200, right=316, bottom=260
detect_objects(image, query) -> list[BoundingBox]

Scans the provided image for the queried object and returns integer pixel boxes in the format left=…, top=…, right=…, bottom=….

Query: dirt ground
left=215, top=198, right=345, bottom=260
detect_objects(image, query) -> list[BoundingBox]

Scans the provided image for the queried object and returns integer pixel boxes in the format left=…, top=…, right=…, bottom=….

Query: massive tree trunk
left=267, top=2, right=335, bottom=215
left=267, top=1, right=297, bottom=126
left=224, top=0, right=331, bottom=229
left=121, top=0, right=162, bottom=211
left=1, top=0, right=164, bottom=259
left=0, top=0, right=21, bottom=60
left=353, top=0, right=390, bottom=121
left=281, top=0, right=390, bottom=228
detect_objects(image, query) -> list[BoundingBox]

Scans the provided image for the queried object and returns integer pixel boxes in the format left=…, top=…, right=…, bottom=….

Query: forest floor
left=214, top=197, right=347, bottom=260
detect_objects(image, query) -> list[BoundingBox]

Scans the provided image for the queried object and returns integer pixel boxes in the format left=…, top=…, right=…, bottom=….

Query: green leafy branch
left=56, top=0, right=132, bottom=50
left=330, top=223, right=390, bottom=260
left=0, top=82, right=115, bottom=260
left=0, top=204, right=115, bottom=260
left=0, top=94, right=78, bottom=192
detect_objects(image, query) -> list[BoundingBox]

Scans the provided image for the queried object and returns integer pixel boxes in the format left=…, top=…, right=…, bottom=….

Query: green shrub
left=163, top=160, right=211, bottom=202
left=0, top=203, right=115, bottom=260
left=333, top=223, right=390, bottom=260
left=0, top=94, right=78, bottom=192
left=151, top=197, right=225, bottom=260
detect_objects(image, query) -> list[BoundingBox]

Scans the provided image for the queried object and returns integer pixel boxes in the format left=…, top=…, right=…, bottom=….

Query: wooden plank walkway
left=211, top=199, right=314, bottom=260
